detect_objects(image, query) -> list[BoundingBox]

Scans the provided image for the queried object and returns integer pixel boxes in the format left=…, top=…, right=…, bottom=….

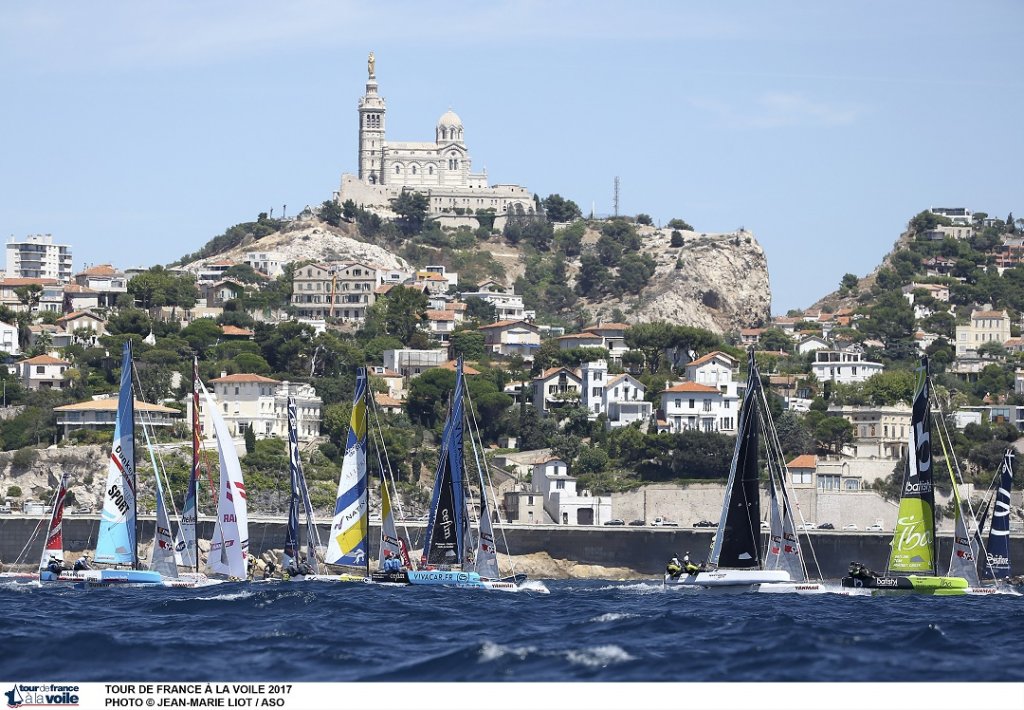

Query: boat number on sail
left=223, top=514, right=237, bottom=522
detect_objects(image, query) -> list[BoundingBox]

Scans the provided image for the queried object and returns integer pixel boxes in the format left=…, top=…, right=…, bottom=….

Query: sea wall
left=4, top=515, right=1022, bottom=579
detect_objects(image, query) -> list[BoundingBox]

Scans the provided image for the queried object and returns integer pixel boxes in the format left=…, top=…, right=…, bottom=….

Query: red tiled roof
left=583, top=322, right=630, bottom=332
left=426, top=310, right=456, bottom=321
left=55, top=399, right=178, bottom=414
left=557, top=333, right=603, bottom=341
left=78, top=264, right=118, bottom=276
left=534, top=366, right=580, bottom=381
left=662, top=382, right=720, bottom=394
left=440, top=360, right=481, bottom=375
left=210, top=373, right=279, bottom=383
left=220, top=325, right=254, bottom=336
left=374, top=392, right=403, bottom=408
left=0, top=278, right=58, bottom=287
left=18, top=354, right=69, bottom=366
left=686, top=351, right=737, bottom=369
left=973, top=310, right=1006, bottom=319
left=787, top=454, right=817, bottom=469
left=57, top=310, right=102, bottom=323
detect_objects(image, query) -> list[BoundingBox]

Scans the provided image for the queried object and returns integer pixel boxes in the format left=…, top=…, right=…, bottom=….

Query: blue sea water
left=1, top=579, right=1022, bottom=683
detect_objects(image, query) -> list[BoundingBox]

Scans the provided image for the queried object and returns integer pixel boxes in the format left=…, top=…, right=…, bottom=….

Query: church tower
left=358, top=52, right=386, bottom=185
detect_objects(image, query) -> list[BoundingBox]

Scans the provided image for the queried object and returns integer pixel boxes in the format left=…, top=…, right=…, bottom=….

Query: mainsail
left=326, top=369, right=368, bottom=568
left=887, top=359, right=936, bottom=575
left=472, top=490, right=500, bottom=579
left=378, top=477, right=404, bottom=569
left=765, top=474, right=804, bottom=579
left=149, top=466, right=179, bottom=579
left=95, top=342, right=137, bottom=566
left=202, top=379, right=249, bottom=579
left=175, top=356, right=201, bottom=570
left=422, top=359, right=469, bottom=567
left=937, top=422, right=981, bottom=585
left=710, top=351, right=761, bottom=569
left=39, top=473, right=70, bottom=570
left=284, top=396, right=321, bottom=573
left=985, top=450, right=1014, bottom=580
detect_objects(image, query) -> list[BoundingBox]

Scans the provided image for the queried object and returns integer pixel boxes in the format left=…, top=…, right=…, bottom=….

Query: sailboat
left=664, top=349, right=821, bottom=592
left=199, top=372, right=250, bottom=581
left=406, top=358, right=524, bottom=591
left=39, top=342, right=164, bottom=585
left=840, top=357, right=969, bottom=595
left=984, top=450, right=1016, bottom=586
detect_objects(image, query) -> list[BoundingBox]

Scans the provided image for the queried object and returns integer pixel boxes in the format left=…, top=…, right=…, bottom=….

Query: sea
left=2, top=579, right=1023, bottom=684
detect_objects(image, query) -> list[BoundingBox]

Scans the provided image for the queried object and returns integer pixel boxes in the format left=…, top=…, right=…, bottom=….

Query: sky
left=1, top=1, right=1021, bottom=314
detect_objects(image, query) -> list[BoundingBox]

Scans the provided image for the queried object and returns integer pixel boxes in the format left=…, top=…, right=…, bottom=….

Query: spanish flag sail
left=887, top=358, right=936, bottom=575
left=326, top=369, right=368, bottom=568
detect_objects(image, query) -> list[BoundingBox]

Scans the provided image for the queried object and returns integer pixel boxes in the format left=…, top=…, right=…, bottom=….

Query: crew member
left=666, top=555, right=682, bottom=578
left=73, top=554, right=91, bottom=571
left=47, top=555, right=64, bottom=575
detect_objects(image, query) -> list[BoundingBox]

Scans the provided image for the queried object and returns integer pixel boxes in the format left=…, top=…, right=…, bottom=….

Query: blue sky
left=1, top=2, right=1020, bottom=314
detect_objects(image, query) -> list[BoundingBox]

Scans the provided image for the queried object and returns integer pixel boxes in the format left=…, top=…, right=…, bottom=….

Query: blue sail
left=422, top=358, right=468, bottom=567
left=985, top=450, right=1014, bottom=580
left=95, top=342, right=137, bottom=566
left=282, top=399, right=301, bottom=569
left=325, top=369, right=368, bottom=567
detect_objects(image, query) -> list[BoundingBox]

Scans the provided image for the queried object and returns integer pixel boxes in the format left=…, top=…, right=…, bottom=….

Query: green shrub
left=6, top=485, right=22, bottom=498
left=11, top=448, right=36, bottom=471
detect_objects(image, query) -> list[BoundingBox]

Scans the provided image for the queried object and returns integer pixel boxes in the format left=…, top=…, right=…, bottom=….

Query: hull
left=163, top=573, right=223, bottom=589
left=840, top=574, right=968, bottom=596
left=406, top=569, right=523, bottom=591
left=40, top=569, right=165, bottom=586
left=370, top=571, right=410, bottom=585
left=665, top=569, right=791, bottom=590
left=288, top=573, right=366, bottom=583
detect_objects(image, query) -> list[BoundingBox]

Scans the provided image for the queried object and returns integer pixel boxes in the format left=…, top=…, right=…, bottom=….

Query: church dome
left=437, top=109, right=463, bottom=129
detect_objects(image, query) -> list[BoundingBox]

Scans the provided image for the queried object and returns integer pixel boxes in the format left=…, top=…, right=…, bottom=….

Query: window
left=703, top=399, right=712, bottom=412
left=792, top=471, right=813, bottom=485
left=818, top=474, right=841, bottom=491
left=689, top=399, right=695, bottom=409
left=674, top=398, right=681, bottom=408
left=556, top=480, right=565, bottom=490
left=844, top=479, right=860, bottom=491
left=235, top=387, right=240, bottom=395
left=36, top=366, right=44, bottom=374
left=528, top=495, right=534, bottom=505
left=395, top=165, right=400, bottom=174
left=723, top=400, right=730, bottom=409
left=592, top=387, right=602, bottom=397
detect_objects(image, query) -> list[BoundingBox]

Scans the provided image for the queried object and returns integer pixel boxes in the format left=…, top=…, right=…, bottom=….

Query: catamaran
left=840, top=357, right=969, bottom=595
left=407, top=357, right=525, bottom=591
left=664, top=349, right=828, bottom=593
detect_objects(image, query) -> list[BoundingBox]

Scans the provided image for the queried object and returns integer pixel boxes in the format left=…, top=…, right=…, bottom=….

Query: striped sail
left=326, top=369, right=368, bottom=568
left=378, top=478, right=403, bottom=569
left=175, top=356, right=201, bottom=570
left=202, top=379, right=249, bottom=579
left=985, top=450, right=1014, bottom=580
left=765, top=474, right=803, bottom=580
left=149, top=468, right=179, bottom=579
left=39, top=473, right=70, bottom=570
left=887, top=359, right=936, bottom=574
left=95, top=342, right=137, bottom=566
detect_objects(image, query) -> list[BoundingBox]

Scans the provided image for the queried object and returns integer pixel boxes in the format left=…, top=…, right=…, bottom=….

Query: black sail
left=713, top=351, right=762, bottom=569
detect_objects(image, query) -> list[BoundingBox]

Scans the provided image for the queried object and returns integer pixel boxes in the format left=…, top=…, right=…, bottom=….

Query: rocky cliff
left=581, top=226, right=772, bottom=334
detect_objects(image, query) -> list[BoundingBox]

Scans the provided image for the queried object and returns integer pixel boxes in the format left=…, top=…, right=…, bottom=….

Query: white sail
left=377, top=478, right=403, bottom=569
left=149, top=469, right=179, bottom=579
left=948, top=494, right=981, bottom=585
left=201, top=380, right=249, bottom=579
left=765, top=474, right=804, bottom=580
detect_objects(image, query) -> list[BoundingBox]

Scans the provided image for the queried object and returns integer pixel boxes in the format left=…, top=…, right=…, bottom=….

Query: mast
left=128, top=341, right=137, bottom=570
left=363, top=377, right=370, bottom=578
left=284, top=397, right=301, bottom=571
left=191, top=356, right=201, bottom=573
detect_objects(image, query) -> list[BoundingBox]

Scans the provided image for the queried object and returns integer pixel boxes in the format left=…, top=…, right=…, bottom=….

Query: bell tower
left=358, top=51, right=386, bottom=184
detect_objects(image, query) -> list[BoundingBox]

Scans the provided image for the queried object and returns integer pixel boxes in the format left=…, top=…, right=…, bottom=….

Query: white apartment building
left=477, top=319, right=541, bottom=359
left=579, top=360, right=652, bottom=428
left=810, top=347, right=884, bottom=384
left=243, top=251, right=285, bottom=278
left=532, top=366, right=583, bottom=416
left=460, top=281, right=528, bottom=322
left=660, top=382, right=737, bottom=434
left=195, top=374, right=322, bottom=441
left=6, top=234, right=73, bottom=284
left=0, top=321, right=20, bottom=356
left=383, top=348, right=447, bottom=378
left=74, top=264, right=129, bottom=308
left=684, top=351, right=740, bottom=398
left=530, top=457, right=611, bottom=526
left=955, top=309, right=1012, bottom=357
left=11, top=354, right=69, bottom=390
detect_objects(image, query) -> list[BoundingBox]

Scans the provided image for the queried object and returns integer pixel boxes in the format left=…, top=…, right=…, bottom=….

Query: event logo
left=6, top=684, right=79, bottom=708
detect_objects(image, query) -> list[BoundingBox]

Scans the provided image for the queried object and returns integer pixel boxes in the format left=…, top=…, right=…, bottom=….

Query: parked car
left=603, top=518, right=625, bottom=526
left=817, top=522, right=835, bottom=530
left=651, top=517, right=678, bottom=527
left=842, top=523, right=859, bottom=531
left=866, top=523, right=884, bottom=532
left=692, top=520, right=715, bottom=528
left=796, top=522, right=816, bottom=530
left=627, top=519, right=645, bottom=526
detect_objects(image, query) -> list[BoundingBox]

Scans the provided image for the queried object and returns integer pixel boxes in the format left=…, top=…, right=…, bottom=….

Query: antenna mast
left=613, top=176, right=620, bottom=217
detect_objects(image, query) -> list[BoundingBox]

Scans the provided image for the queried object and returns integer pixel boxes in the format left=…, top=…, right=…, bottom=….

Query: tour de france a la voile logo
left=5, top=684, right=80, bottom=708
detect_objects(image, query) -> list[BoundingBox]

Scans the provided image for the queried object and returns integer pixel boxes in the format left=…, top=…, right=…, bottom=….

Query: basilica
left=335, top=53, right=533, bottom=229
